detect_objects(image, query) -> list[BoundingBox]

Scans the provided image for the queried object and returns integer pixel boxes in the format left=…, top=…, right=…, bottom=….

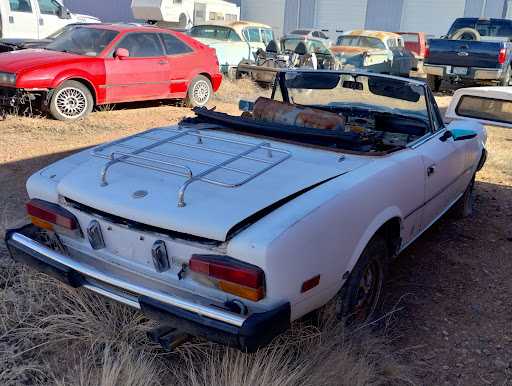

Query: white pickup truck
left=6, top=70, right=497, bottom=352
left=0, top=0, right=99, bottom=39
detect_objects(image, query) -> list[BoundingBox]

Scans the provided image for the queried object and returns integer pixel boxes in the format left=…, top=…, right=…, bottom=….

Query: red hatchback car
left=0, top=24, right=222, bottom=121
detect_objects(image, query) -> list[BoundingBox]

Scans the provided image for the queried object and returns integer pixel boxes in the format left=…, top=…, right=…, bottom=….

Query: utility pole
left=502, top=0, right=510, bottom=18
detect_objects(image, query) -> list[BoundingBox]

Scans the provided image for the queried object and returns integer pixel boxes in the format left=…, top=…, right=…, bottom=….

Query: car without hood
left=5, top=69, right=497, bottom=352
left=0, top=24, right=222, bottom=121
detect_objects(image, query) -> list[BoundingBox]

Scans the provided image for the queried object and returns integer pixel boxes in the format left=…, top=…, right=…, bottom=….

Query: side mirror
left=58, top=5, right=71, bottom=19
left=440, top=129, right=477, bottom=142
left=115, top=48, right=129, bottom=60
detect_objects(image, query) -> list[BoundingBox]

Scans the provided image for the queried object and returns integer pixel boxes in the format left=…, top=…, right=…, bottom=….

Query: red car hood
left=0, top=49, right=81, bottom=73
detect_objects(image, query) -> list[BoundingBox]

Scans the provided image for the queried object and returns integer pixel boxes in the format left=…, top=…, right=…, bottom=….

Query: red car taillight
left=26, top=199, right=82, bottom=237
left=425, top=43, right=430, bottom=58
left=189, top=255, right=265, bottom=302
left=498, top=47, right=506, bottom=63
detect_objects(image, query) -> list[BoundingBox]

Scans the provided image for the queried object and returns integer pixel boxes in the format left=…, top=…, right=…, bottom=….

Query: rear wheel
left=450, top=175, right=475, bottom=219
left=50, top=80, right=93, bottom=121
left=337, top=235, right=389, bottom=325
left=426, top=74, right=441, bottom=92
left=184, top=75, right=212, bottom=107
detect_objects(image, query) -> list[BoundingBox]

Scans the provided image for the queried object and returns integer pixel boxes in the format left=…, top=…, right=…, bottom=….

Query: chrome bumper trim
left=11, top=232, right=247, bottom=327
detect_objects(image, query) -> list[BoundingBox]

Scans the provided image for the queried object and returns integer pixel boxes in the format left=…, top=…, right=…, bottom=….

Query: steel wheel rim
left=193, top=80, right=210, bottom=105
left=56, top=87, right=87, bottom=118
left=353, top=258, right=384, bottom=324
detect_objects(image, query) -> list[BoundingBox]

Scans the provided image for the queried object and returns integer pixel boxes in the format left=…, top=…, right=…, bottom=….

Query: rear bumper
left=5, top=224, right=291, bottom=352
left=423, top=64, right=503, bottom=81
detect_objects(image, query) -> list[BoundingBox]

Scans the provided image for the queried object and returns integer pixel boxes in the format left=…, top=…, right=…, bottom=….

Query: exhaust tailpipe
left=159, top=330, right=189, bottom=352
left=146, top=325, right=176, bottom=344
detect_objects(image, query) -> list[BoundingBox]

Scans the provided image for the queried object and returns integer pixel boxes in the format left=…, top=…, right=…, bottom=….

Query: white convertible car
left=6, top=70, right=494, bottom=352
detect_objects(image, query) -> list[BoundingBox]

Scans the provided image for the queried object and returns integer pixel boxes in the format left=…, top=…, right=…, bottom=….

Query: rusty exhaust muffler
left=146, top=325, right=176, bottom=344
left=159, top=330, right=189, bottom=352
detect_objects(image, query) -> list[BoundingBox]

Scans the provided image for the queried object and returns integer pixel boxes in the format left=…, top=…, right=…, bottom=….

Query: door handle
left=427, top=164, right=436, bottom=176
left=158, top=61, right=169, bottom=65
left=39, top=18, right=44, bottom=25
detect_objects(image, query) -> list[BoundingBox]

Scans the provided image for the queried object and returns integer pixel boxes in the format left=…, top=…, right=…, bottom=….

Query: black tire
left=450, top=175, right=475, bottom=219
left=499, top=66, right=511, bottom=86
left=450, top=27, right=481, bottom=41
left=184, top=75, right=212, bottom=107
left=50, top=80, right=94, bottom=121
left=337, top=235, right=389, bottom=325
left=426, top=74, right=441, bottom=92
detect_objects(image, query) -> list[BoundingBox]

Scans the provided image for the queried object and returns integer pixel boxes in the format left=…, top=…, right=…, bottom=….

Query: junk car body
left=237, top=36, right=340, bottom=84
left=332, top=30, right=415, bottom=77
left=188, top=20, right=274, bottom=76
left=0, top=24, right=222, bottom=121
left=5, top=69, right=489, bottom=352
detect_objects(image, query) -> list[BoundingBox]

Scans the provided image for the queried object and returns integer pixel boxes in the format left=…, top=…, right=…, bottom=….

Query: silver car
left=283, top=28, right=333, bottom=47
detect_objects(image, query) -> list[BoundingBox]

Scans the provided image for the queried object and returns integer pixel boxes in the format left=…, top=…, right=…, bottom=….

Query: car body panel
left=5, top=70, right=491, bottom=350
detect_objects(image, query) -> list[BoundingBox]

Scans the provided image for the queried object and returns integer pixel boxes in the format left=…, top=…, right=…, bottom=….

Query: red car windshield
left=45, top=27, right=119, bottom=57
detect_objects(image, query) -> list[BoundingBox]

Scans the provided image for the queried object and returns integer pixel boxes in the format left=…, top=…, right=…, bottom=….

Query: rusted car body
left=331, top=30, right=414, bottom=77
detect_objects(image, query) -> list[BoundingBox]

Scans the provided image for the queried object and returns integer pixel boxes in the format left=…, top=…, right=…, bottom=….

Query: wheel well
left=63, top=78, right=97, bottom=105
left=374, top=217, right=402, bottom=260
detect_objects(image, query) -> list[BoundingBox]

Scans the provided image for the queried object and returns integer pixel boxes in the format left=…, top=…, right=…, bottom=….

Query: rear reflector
left=301, top=275, right=320, bottom=293
left=189, top=255, right=265, bottom=301
left=498, top=48, right=506, bottom=64
left=26, top=199, right=82, bottom=237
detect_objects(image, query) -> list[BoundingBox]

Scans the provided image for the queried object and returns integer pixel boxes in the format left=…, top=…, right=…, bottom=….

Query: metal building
left=241, top=0, right=512, bottom=38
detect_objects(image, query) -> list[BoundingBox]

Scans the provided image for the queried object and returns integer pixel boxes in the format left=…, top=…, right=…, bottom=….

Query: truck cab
left=0, top=0, right=100, bottom=39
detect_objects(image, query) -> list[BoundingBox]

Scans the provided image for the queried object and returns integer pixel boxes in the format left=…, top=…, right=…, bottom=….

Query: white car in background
left=6, top=70, right=498, bottom=353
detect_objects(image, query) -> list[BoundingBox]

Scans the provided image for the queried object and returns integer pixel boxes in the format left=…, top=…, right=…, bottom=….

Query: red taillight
left=425, top=43, right=430, bottom=58
left=26, top=199, right=81, bottom=238
left=190, top=255, right=263, bottom=288
left=189, top=255, right=265, bottom=301
left=362, top=51, right=370, bottom=58
left=498, top=47, right=506, bottom=63
left=302, top=35, right=308, bottom=39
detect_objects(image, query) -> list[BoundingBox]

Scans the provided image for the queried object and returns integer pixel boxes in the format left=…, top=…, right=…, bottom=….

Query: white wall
left=400, top=0, right=466, bottom=37
left=315, top=0, right=368, bottom=39
left=242, top=0, right=286, bottom=36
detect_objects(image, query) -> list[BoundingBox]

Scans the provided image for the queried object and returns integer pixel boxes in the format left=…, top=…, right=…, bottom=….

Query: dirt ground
left=0, top=80, right=511, bottom=385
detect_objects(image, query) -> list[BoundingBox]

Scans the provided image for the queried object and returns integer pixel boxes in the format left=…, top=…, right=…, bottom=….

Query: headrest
left=266, top=39, right=280, bottom=53
left=294, top=41, right=308, bottom=55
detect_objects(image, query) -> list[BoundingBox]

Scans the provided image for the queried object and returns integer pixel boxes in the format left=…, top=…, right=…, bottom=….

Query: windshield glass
left=282, top=72, right=428, bottom=121
left=189, top=26, right=241, bottom=41
left=448, top=19, right=512, bottom=37
left=45, top=27, right=118, bottom=57
left=335, top=35, right=386, bottom=49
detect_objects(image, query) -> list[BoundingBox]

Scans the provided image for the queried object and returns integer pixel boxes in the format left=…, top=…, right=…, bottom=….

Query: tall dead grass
left=214, top=78, right=271, bottom=104
left=0, top=248, right=418, bottom=386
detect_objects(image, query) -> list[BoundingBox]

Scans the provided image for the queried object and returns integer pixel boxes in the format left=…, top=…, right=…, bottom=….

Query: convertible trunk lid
left=50, top=128, right=372, bottom=241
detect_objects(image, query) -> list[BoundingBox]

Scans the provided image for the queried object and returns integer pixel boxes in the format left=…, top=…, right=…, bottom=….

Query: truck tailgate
left=427, top=39, right=502, bottom=68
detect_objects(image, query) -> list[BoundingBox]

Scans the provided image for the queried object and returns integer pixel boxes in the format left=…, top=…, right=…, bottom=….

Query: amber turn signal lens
left=219, top=281, right=264, bottom=302
left=28, top=215, right=55, bottom=232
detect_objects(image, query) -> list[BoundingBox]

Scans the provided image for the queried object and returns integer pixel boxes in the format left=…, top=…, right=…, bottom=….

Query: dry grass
left=214, top=78, right=271, bottom=104
left=0, top=253, right=418, bottom=386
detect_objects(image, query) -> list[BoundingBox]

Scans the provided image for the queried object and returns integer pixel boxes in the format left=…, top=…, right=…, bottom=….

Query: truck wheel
left=450, top=175, right=475, bottom=219
left=50, top=80, right=93, bottom=121
left=337, top=235, right=389, bottom=325
left=426, top=74, right=441, bottom=92
left=499, top=67, right=511, bottom=86
left=184, top=75, right=212, bottom=107
left=450, top=27, right=481, bottom=41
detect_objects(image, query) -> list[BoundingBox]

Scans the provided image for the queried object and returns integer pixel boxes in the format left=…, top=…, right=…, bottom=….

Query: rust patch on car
left=252, top=97, right=346, bottom=130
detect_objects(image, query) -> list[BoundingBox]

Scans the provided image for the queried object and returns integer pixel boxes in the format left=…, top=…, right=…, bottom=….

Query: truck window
left=37, top=0, right=59, bottom=15
left=11, top=0, right=32, bottom=12
left=448, top=19, right=512, bottom=38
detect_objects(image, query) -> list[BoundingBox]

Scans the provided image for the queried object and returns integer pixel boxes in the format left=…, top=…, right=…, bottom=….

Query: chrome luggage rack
left=91, top=126, right=292, bottom=207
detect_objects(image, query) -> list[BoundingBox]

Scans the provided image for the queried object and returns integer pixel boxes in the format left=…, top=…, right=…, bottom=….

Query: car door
left=159, top=32, right=196, bottom=95
left=418, top=95, right=467, bottom=230
left=36, top=0, right=69, bottom=38
left=5, top=0, right=38, bottom=38
left=103, top=32, right=171, bottom=103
